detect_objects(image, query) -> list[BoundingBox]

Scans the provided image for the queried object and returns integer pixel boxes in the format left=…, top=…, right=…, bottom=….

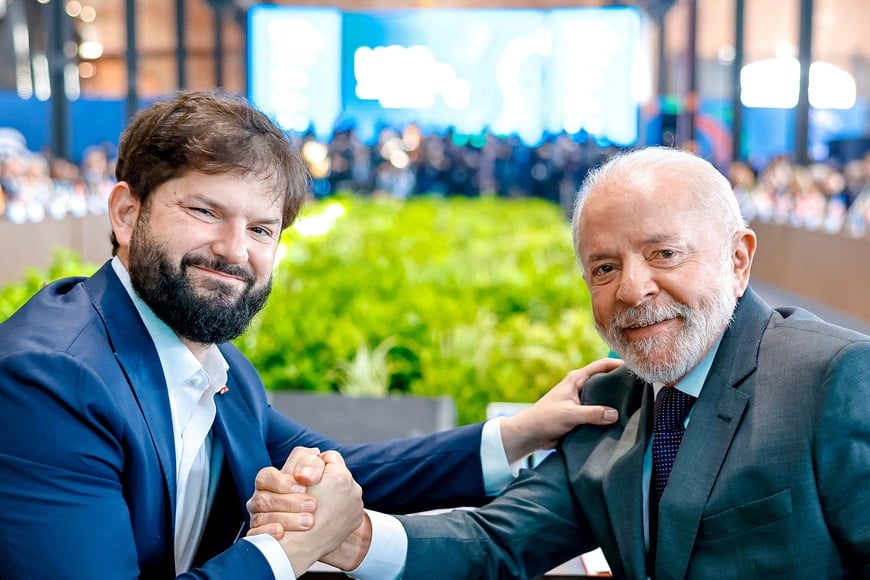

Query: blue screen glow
left=248, top=6, right=642, bottom=145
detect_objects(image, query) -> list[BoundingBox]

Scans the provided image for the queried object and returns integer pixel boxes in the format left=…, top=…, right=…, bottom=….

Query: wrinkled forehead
left=578, top=171, right=681, bottom=220
left=575, top=173, right=712, bottom=250
left=206, top=167, right=286, bottom=205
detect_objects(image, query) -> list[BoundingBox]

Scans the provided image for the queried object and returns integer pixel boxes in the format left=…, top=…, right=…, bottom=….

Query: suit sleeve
left=0, top=351, right=273, bottom=579
left=342, top=423, right=488, bottom=514
left=264, top=406, right=488, bottom=514
left=814, top=340, right=870, bottom=575
left=397, top=447, right=597, bottom=579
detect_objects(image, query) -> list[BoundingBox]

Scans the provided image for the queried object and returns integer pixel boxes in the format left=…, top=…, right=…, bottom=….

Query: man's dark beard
left=128, top=227, right=271, bottom=345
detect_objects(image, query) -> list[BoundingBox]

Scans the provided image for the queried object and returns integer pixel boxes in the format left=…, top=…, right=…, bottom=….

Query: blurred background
left=3, top=0, right=870, bottom=166
left=0, top=0, right=868, bottom=427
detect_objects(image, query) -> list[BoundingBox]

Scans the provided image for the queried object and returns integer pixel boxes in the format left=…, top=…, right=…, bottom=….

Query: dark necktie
left=652, top=387, right=696, bottom=502
left=649, top=387, right=696, bottom=569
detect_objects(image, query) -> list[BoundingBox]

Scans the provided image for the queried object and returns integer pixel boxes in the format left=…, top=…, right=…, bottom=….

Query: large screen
left=248, top=6, right=643, bottom=146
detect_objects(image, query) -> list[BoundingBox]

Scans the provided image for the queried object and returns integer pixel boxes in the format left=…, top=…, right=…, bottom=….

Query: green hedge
left=0, top=196, right=607, bottom=424
left=0, top=248, right=100, bottom=322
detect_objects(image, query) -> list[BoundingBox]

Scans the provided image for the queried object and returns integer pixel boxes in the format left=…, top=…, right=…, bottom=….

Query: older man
left=261, top=147, right=870, bottom=578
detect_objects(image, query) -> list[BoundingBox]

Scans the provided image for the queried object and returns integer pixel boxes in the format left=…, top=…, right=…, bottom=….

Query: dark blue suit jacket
left=0, top=262, right=487, bottom=578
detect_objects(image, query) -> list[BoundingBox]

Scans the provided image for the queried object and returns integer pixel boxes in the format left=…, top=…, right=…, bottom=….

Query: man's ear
left=108, top=182, right=140, bottom=253
left=732, top=228, right=757, bottom=297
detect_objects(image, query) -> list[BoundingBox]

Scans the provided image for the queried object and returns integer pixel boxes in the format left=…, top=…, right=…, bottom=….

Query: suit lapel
left=82, top=264, right=177, bottom=512
left=194, top=380, right=271, bottom=561
left=655, top=375, right=748, bottom=577
left=211, top=373, right=272, bottom=515
left=194, top=353, right=274, bottom=563
left=654, top=288, right=772, bottom=578
left=602, top=381, right=653, bottom=580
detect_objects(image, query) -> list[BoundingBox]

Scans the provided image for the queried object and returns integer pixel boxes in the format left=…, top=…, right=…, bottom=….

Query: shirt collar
left=111, top=257, right=229, bottom=394
left=652, top=335, right=723, bottom=399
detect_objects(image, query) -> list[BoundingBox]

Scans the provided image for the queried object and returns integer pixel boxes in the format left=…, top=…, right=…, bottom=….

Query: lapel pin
left=217, top=386, right=229, bottom=395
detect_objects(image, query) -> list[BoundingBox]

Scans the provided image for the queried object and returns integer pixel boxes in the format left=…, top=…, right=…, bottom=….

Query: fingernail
left=299, top=514, right=313, bottom=529
left=298, top=466, right=314, bottom=478
left=301, top=500, right=316, bottom=512
left=603, top=409, right=618, bottom=421
left=290, top=484, right=306, bottom=493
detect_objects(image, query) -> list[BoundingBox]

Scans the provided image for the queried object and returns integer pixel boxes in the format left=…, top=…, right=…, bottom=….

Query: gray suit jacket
left=399, top=288, right=870, bottom=579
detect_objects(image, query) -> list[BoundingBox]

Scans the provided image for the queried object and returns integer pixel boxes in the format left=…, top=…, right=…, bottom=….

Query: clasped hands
left=245, top=358, right=623, bottom=576
left=246, top=447, right=370, bottom=576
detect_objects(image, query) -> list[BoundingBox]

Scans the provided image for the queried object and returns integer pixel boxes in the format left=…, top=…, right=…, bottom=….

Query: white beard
left=597, top=269, right=737, bottom=385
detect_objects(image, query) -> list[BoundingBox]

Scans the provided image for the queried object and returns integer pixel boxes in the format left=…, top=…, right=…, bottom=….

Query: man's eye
left=659, top=249, right=676, bottom=258
left=594, top=264, right=614, bottom=275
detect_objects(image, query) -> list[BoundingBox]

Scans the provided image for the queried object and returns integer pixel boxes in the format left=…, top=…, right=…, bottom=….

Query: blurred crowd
left=730, top=153, right=870, bottom=238
left=2, top=124, right=869, bottom=239
left=0, top=129, right=115, bottom=224
left=301, top=126, right=619, bottom=213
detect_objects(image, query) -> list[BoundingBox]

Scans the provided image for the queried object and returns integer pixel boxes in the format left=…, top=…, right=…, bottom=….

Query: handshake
left=242, top=359, right=627, bottom=576
left=245, top=447, right=371, bottom=577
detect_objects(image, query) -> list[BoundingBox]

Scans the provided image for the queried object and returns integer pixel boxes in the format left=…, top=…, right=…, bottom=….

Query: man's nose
left=212, top=223, right=248, bottom=264
left=615, top=262, right=658, bottom=306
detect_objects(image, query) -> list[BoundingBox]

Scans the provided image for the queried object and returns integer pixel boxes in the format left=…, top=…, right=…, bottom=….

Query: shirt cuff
left=242, top=534, right=296, bottom=580
left=347, top=510, right=406, bottom=580
left=481, top=417, right=519, bottom=496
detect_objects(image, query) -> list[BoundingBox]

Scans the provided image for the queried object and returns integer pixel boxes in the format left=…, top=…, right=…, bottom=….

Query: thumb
left=281, top=446, right=325, bottom=486
left=571, top=404, right=618, bottom=425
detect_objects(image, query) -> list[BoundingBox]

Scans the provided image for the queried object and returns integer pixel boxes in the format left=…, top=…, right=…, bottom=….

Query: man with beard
left=0, top=91, right=622, bottom=579
left=261, top=146, right=870, bottom=578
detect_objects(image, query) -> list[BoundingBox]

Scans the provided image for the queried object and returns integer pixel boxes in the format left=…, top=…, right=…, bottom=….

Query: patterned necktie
left=651, top=387, right=696, bottom=502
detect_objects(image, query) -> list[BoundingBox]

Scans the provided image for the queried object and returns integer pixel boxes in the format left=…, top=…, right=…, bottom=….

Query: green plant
left=0, top=249, right=99, bottom=321
left=332, top=336, right=400, bottom=397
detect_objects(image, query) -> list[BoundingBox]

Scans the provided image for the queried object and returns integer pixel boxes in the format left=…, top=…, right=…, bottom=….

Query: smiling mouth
left=182, top=254, right=255, bottom=286
left=192, top=265, right=247, bottom=283
left=624, top=317, right=674, bottom=330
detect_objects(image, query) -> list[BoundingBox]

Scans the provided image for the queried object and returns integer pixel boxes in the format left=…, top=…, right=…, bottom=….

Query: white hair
left=571, top=147, right=747, bottom=264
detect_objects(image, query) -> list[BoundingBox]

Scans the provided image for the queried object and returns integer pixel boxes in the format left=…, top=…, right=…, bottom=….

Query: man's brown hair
left=111, top=90, right=310, bottom=253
